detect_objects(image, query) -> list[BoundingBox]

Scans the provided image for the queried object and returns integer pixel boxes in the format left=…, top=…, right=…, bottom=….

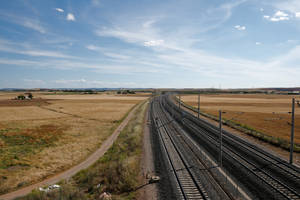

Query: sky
left=0, top=0, right=300, bottom=89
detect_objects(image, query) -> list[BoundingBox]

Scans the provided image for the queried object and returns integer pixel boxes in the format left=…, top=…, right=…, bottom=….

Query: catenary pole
left=219, top=110, right=223, bottom=167
left=290, top=98, right=295, bottom=164
left=198, top=93, right=200, bottom=118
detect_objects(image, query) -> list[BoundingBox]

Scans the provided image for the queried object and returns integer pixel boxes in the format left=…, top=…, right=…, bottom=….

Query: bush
left=17, top=95, right=25, bottom=100
left=28, top=93, right=33, bottom=99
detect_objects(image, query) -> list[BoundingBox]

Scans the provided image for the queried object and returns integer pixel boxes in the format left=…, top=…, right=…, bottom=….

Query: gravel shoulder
left=138, top=104, right=158, bottom=200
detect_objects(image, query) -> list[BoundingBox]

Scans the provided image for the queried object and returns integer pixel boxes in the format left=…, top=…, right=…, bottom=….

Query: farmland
left=181, top=94, right=300, bottom=144
left=0, top=92, right=149, bottom=194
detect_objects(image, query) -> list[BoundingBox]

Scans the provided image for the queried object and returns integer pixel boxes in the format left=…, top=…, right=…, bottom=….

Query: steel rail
left=164, top=94, right=300, bottom=199
left=169, top=94, right=300, bottom=177
left=170, top=95, right=300, bottom=194
left=174, top=95, right=300, bottom=179
left=185, top=119, right=299, bottom=199
left=151, top=98, right=209, bottom=199
left=158, top=98, right=235, bottom=200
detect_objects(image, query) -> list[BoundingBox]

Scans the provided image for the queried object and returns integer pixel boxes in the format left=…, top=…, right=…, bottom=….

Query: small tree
left=27, top=93, right=33, bottom=99
left=17, top=95, right=25, bottom=100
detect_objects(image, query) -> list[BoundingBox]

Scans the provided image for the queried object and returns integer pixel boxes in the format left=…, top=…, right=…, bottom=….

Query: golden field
left=181, top=94, right=300, bottom=144
left=0, top=92, right=149, bottom=194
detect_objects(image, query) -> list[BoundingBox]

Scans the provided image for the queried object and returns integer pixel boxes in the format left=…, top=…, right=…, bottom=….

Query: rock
left=149, top=175, right=160, bottom=184
left=17, top=181, right=27, bottom=188
left=39, top=184, right=60, bottom=192
left=146, top=172, right=152, bottom=179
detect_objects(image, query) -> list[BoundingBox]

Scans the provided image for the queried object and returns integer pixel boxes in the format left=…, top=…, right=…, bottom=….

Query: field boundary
left=0, top=101, right=143, bottom=200
left=174, top=96, right=300, bottom=152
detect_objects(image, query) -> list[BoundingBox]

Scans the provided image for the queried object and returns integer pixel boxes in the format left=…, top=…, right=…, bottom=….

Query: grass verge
left=16, top=100, right=148, bottom=200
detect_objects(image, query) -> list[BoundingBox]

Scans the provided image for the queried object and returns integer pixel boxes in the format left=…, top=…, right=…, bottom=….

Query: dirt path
left=0, top=104, right=140, bottom=200
left=138, top=104, right=158, bottom=200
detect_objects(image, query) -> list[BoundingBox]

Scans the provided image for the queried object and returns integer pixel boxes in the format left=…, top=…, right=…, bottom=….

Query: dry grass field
left=181, top=94, right=300, bottom=144
left=0, top=92, right=149, bottom=194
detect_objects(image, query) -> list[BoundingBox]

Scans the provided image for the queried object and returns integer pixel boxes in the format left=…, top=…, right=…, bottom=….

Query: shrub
left=17, top=95, right=26, bottom=100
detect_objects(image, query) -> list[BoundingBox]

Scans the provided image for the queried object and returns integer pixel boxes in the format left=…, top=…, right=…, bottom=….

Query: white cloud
left=103, top=52, right=130, bottom=60
left=144, top=40, right=164, bottom=47
left=55, top=8, right=64, bottom=13
left=55, top=79, right=86, bottom=84
left=24, top=50, right=73, bottom=58
left=270, top=17, right=289, bottom=22
left=143, top=20, right=156, bottom=28
left=23, top=19, right=46, bottom=33
left=52, top=79, right=139, bottom=87
left=260, top=8, right=264, bottom=12
left=24, top=79, right=45, bottom=84
left=0, top=58, right=42, bottom=66
left=86, top=44, right=130, bottom=59
left=255, top=42, right=261, bottom=45
left=272, top=0, right=300, bottom=16
left=234, top=25, right=246, bottom=31
left=265, top=11, right=290, bottom=22
left=0, top=13, right=46, bottom=34
left=96, top=28, right=152, bottom=44
left=0, top=39, right=74, bottom=58
left=296, top=12, right=300, bottom=18
left=67, top=13, right=76, bottom=21
left=275, top=11, right=289, bottom=17
left=86, top=44, right=100, bottom=51
left=92, top=0, right=101, bottom=6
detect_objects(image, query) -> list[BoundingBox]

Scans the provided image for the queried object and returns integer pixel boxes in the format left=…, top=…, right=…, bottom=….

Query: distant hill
left=261, top=87, right=300, bottom=91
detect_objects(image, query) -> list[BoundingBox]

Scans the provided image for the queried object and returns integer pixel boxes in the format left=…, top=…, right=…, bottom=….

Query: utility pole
left=198, top=93, right=200, bottom=118
left=219, top=110, right=223, bottom=167
left=290, top=98, right=295, bottom=164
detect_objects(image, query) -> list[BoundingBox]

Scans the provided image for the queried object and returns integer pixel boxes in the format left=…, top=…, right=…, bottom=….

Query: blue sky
left=0, top=0, right=300, bottom=88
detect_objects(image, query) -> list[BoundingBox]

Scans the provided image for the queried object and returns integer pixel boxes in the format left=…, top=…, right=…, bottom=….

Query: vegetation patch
left=18, top=100, right=148, bottom=200
left=0, top=92, right=147, bottom=194
left=0, top=124, right=67, bottom=169
left=0, top=99, right=51, bottom=107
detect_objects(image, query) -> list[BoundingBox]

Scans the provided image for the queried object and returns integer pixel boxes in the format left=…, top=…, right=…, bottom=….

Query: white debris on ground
left=99, top=192, right=112, bottom=200
left=39, top=184, right=60, bottom=192
left=149, top=175, right=160, bottom=184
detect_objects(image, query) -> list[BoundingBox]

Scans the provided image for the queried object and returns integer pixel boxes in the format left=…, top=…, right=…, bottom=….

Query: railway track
left=161, top=94, right=300, bottom=199
left=151, top=97, right=234, bottom=199
left=152, top=99, right=209, bottom=199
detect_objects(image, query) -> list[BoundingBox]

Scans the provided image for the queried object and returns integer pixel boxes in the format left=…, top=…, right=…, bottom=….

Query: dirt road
left=0, top=104, right=140, bottom=200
